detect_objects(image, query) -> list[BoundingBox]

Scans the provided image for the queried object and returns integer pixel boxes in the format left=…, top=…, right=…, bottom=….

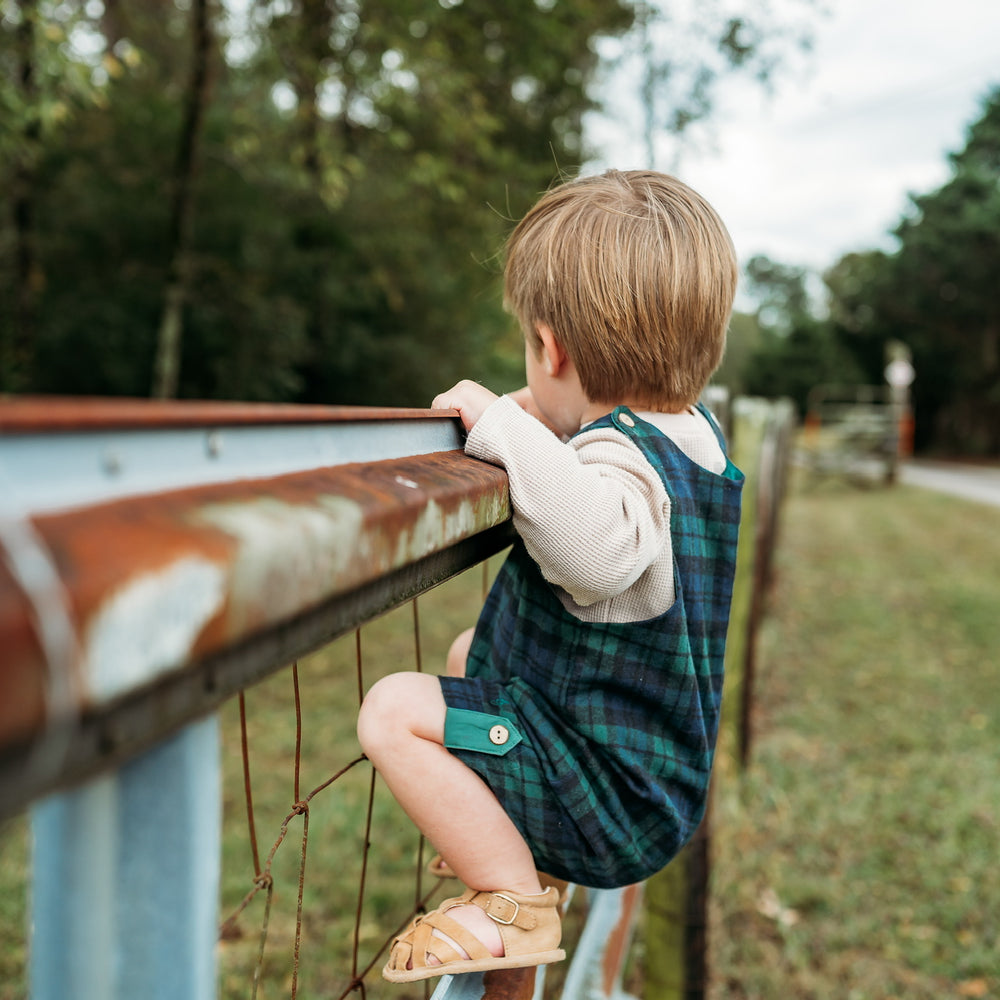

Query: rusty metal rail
left=0, top=396, right=514, bottom=819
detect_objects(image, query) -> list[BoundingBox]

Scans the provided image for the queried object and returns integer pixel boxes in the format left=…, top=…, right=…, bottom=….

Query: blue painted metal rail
left=0, top=396, right=516, bottom=1000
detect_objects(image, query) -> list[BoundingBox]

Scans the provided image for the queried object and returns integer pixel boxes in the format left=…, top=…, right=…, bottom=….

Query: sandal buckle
left=487, top=892, right=520, bottom=925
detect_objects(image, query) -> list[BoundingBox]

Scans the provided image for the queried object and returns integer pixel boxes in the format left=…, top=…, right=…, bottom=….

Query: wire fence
left=217, top=603, right=469, bottom=1000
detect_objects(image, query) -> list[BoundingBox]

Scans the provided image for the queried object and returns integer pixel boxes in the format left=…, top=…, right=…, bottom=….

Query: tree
left=735, top=254, right=863, bottom=415
left=712, top=309, right=762, bottom=398
left=1, top=0, right=97, bottom=390
left=7, top=0, right=39, bottom=391
left=151, top=0, right=214, bottom=399
left=828, top=87, right=1000, bottom=455
left=743, top=255, right=813, bottom=336
left=2, top=0, right=820, bottom=405
left=255, top=0, right=638, bottom=404
left=8, top=0, right=638, bottom=402
left=594, top=0, right=817, bottom=169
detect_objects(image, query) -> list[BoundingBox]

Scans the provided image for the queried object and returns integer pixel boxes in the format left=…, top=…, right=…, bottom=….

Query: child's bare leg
left=426, top=626, right=476, bottom=877
left=357, top=671, right=542, bottom=960
left=446, top=627, right=475, bottom=677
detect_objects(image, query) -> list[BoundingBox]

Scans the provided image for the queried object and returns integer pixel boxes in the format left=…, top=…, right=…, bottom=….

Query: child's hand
left=432, top=381, right=499, bottom=432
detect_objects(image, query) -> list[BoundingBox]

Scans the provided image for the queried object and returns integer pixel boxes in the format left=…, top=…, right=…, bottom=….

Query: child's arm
left=452, top=394, right=671, bottom=609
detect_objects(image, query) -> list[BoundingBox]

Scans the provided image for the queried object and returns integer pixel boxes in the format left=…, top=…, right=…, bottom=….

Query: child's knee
left=357, top=672, right=445, bottom=757
left=446, top=627, right=476, bottom=677
left=357, top=674, right=398, bottom=755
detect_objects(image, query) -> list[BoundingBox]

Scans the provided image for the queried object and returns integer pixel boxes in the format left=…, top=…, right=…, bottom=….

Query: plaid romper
left=439, top=405, right=743, bottom=888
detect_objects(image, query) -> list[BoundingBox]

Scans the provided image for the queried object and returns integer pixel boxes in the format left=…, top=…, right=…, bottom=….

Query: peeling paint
left=194, top=495, right=367, bottom=633
left=1, top=440, right=512, bottom=773
left=392, top=493, right=511, bottom=568
left=84, top=558, right=225, bottom=703
left=395, top=498, right=442, bottom=564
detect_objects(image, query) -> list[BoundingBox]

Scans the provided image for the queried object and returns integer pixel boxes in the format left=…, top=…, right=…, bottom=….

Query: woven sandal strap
left=416, top=909, right=495, bottom=965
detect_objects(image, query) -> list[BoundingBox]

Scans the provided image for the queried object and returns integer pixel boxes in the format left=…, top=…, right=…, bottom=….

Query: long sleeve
left=465, top=396, right=673, bottom=616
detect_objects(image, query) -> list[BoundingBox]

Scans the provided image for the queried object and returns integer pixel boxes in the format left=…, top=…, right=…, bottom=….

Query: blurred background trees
left=0, top=0, right=818, bottom=407
left=1, top=0, right=636, bottom=403
left=737, top=87, right=1000, bottom=456
left=828, top=89, right=1000, bottom=455
left=1, top=2, right=997, bottom=455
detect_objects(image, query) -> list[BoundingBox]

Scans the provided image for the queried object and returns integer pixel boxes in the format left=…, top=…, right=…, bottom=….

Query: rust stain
left=0, top=559, right=48, bottom=748
left=0, top=449, right=509, bottom=752
left=481, top=966, right=538, bottom=1000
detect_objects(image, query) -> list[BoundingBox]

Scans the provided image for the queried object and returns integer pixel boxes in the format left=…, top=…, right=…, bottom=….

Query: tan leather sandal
left=427, top=855, right=571, bottom=905
left=382, top=886, right=566, bottom=983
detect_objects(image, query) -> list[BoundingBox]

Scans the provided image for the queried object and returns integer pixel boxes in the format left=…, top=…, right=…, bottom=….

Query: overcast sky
left=585, top=0, right=1000, bottom=282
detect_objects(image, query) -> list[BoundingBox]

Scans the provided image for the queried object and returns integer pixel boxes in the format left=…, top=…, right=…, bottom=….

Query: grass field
left=0, top=479, right=997, bottom=999
left=707, top=478, right=1000, bottom=999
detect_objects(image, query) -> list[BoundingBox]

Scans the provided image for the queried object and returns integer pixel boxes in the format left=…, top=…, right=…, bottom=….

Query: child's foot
left=417, top=901, right=504, bottom=966
left=382, top=887, right=565, bottom=983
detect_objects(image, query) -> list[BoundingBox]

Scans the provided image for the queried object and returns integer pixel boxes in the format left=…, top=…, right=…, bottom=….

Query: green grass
left=1, top=483, right=998, bottom=1000
left=707, top=480, right=1000, bottom=999
left=0, top=815, right=28, bottom=1000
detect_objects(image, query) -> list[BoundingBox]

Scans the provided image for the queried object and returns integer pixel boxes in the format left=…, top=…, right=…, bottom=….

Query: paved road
left=898, top=460, right=1000, bottom=509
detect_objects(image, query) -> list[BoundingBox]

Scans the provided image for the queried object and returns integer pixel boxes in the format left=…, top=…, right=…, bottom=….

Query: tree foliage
left=1, top=0, right=813, bottom=405
left=733, top=254, right=863, bottom=416
left=729, top=90, right=1000, bottom=456
left=601, top=0, right=816, bottom=169
left=2, top=0, right=635, bottom=401
left=827, top=87, right=1000, bottom=455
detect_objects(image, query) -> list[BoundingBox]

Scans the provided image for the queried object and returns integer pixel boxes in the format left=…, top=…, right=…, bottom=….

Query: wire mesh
left=217, top=578, right=476, bottom=999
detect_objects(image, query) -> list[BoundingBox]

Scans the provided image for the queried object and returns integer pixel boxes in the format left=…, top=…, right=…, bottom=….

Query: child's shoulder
left=577, top=406, right=727, bottom=475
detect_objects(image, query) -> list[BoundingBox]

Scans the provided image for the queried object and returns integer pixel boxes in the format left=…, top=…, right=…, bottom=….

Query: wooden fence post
left=738, top=400, right=795, bottom=765
left=641, top=398, right=795, bottom=1000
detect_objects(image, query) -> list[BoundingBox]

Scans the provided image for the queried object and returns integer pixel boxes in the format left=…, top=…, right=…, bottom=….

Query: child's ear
left=535, top=322, right=567, bottom=377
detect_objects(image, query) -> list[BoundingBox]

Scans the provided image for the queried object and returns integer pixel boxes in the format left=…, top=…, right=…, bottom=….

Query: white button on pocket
left=489, top=725, right=510, bottom=746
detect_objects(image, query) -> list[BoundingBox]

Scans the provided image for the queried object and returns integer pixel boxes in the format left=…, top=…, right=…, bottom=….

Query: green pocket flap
left=444, top=708, right=523, bottom=756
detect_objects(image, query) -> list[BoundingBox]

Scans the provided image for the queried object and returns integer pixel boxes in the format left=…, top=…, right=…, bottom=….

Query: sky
left=585, top=0, right=1000, bottom=283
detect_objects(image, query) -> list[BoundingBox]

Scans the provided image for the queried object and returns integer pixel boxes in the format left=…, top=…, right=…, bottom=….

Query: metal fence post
left=30, top=715, right=220, bottom=1000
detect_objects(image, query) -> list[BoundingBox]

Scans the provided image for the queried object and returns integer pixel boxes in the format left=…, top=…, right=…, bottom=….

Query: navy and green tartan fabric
left=439, top=404, right=744, bottom=889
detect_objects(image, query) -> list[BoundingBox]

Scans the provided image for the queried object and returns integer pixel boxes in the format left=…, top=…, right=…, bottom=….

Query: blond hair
left=504, top=169, right=737, bottom=410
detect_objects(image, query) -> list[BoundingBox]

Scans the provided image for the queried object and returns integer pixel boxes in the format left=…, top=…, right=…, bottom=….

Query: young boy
left=357, top=169, right=743, bottom=983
